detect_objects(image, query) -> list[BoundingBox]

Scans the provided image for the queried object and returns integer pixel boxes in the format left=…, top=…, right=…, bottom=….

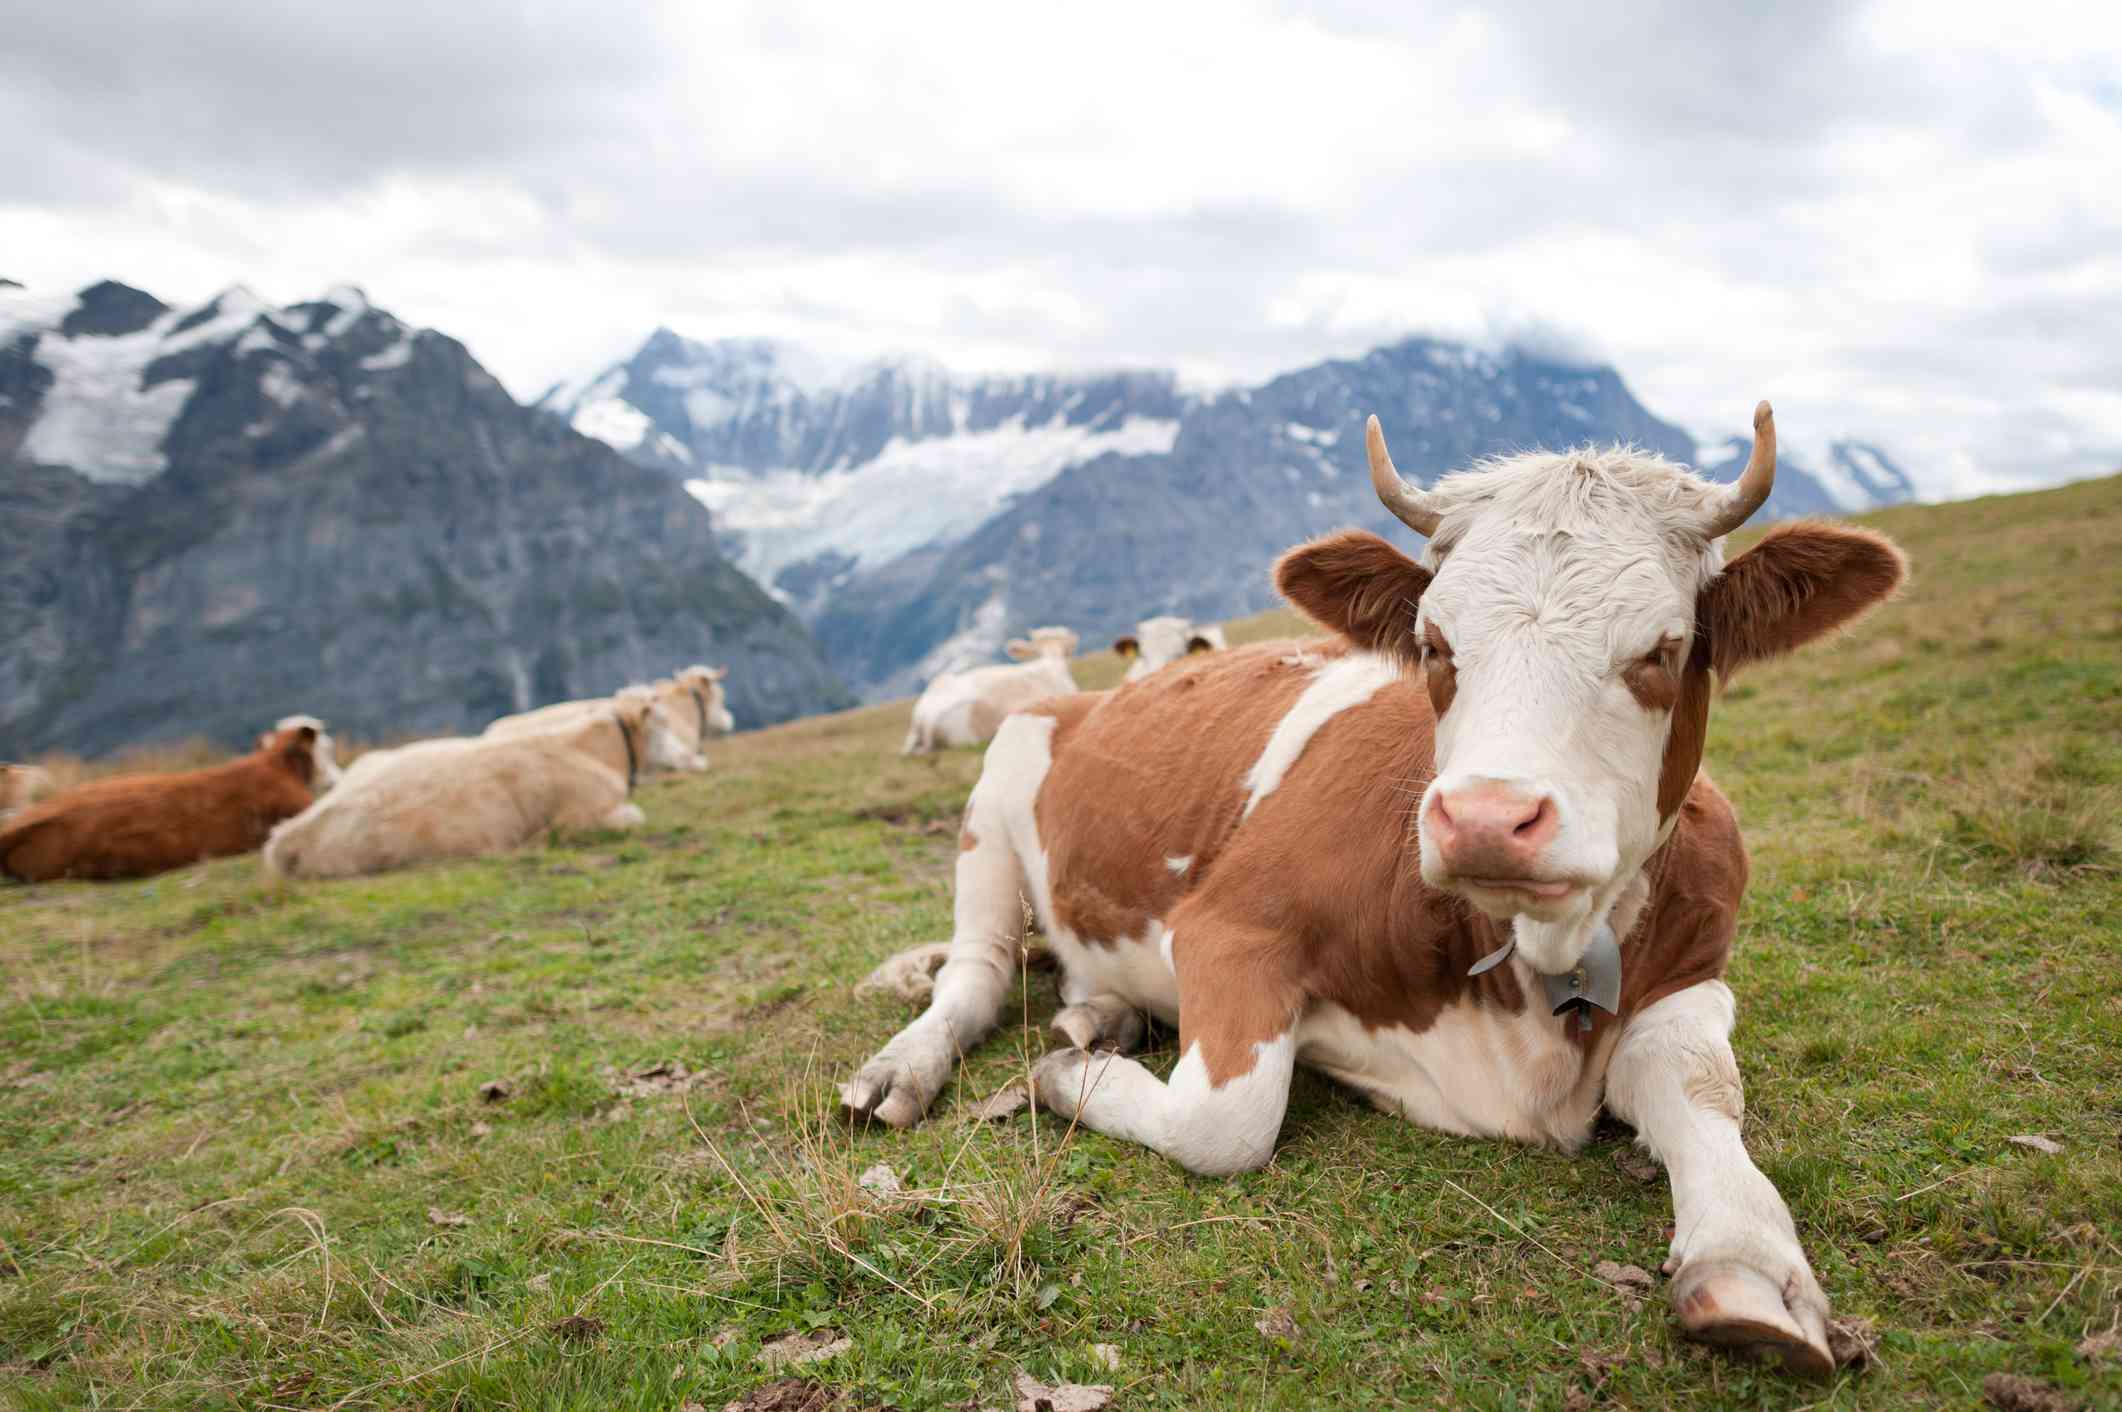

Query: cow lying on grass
left=0, top=719, right=339, bottom=882
left=901, top=627, right=1081, bottom=755
left=264, top=687, right=695, bottom=879
left=1, top=764, right=55, bottom=818
left=1114, top=615, right=1227, bottom=681
left=845, top=404, right=1905, bottom=1376
left=485, top=665, right=733, bottom=768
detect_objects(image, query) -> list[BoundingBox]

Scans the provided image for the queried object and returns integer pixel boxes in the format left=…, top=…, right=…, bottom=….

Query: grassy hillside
left=3, top=475, right=2118, bottom=1410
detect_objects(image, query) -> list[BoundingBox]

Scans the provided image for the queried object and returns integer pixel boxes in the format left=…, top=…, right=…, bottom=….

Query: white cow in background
left=1114, top=616, right=1227, bottom=681
left=901, top=627, right=1081, bottom=755
left=486, top=665, right=732, bottom=767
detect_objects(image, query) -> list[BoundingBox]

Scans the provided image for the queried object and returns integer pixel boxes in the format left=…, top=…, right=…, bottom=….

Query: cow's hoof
left=839, top=1057, right=935, bottom=1129
left=1030, top=1048, right=1093, bottom=1117
left=1672, top=1259, right=1834, bottom=1378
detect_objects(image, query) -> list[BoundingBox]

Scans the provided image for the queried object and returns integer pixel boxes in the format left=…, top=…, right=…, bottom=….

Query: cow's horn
left=1367, top=415, right=1444, bottom=537
left=1700, top=401, right=1776, bottom=539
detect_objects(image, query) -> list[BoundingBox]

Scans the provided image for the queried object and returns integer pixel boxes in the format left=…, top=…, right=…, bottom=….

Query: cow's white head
left=262, top=714, right=341, bottom=790
left=1115, top=616, right=1226, bottom=681
left=613, top=686, right=701, bottom=776
left=671, top=664, right=735, bottom=741
left=1006, top=627, right=1081, bottom=662
left=1276, top=403, right=1906, bottom=975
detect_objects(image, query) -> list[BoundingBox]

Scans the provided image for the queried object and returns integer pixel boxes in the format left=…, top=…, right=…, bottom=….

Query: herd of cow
left=4, top=406, right=1909, bottom=1379
left=0, top=666, right=733, bottom=883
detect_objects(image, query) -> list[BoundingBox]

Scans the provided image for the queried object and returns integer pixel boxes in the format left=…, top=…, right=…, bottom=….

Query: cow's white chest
left=1296, top=996, right=1601, bottom=1148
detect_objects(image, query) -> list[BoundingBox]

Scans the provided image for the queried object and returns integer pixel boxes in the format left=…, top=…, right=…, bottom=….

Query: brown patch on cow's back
left=1028, top=641, right=1344, bottom=945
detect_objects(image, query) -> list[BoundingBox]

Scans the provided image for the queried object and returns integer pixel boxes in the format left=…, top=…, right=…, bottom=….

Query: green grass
left=4, top=476, right=2120, bottom=1410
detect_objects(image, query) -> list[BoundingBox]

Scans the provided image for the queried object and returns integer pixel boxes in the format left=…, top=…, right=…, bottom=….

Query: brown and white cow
left=264, top=686, right=696, bottom=879
left=1, top=763, right=56, bottom=818
left=485, top=665, right=733, bottom=769
left=901, top=627, right=1081, bottom=755
left=844, top=404, right=1906, bottom=1375
left=0, top=721, right=337, bottom=882
left=1113, top=615, right=1227, bottom=681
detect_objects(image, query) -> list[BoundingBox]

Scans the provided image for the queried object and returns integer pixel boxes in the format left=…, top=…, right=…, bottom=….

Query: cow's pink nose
left=1426, top=782, right=1560, bottom=879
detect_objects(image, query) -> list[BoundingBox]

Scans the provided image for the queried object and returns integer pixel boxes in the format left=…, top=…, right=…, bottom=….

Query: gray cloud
left=3, top=0, right=2118, bottom=492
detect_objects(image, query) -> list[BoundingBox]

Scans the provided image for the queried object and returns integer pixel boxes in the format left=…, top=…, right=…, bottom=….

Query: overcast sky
left=6, top=0, right=2119, bottom=493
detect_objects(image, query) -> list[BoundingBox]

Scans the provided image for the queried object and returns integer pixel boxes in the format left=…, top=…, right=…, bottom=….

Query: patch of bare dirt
left=1983, top=1373, right=2084, bottom=1411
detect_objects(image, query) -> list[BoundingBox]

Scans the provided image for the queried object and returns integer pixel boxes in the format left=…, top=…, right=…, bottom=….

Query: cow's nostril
left=1513, top=797, right=1555, bottom=837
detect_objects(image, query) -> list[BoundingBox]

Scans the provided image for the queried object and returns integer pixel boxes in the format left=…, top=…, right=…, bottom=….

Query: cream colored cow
left=263, top=687, right=695, bottom=879
left=485, top=666, right=732, bottom=768
left=901, top=627, right=1080, bottom=756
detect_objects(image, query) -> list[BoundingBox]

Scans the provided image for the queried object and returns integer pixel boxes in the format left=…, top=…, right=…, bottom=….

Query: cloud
left=3, top=0, right=2119, bottom=490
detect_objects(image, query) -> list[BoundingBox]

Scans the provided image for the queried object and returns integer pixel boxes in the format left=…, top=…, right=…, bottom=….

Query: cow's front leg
left=1035, top=926, right=1301, bottom=1176
left=842, top=747, right=1033, bottom=1127
left=1604, top=980, right=1834, bottom=1377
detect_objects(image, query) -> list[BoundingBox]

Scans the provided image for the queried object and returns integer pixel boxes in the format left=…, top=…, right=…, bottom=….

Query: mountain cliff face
left=0, top=281, right=851, bottom=757
left=554, top=330, right=1922, bottom=700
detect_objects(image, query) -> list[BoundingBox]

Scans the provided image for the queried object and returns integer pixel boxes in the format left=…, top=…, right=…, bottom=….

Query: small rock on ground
left=758, top=1330, right=853, bottom=1370
left=1012, top=1371, right=1115, bottom=1411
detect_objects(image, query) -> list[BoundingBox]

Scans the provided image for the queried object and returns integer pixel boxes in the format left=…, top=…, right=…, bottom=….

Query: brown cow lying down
left=483, top=665, right=733, bottom=769
left=0, top=721, right=337, bottom=882
left=845, top=404, right=1907, bottom=1376
left=264, top=686, right=695, bottom=879
left=1, top=763, right=55, bottom=818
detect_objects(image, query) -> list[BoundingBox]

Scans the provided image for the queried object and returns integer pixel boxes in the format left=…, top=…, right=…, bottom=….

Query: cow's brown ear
left=1702, top=522, right=1907, bottom=679
left=1112, top=636, right=1140, bottom=659
left=1274, top=530, right=1432, bottom=656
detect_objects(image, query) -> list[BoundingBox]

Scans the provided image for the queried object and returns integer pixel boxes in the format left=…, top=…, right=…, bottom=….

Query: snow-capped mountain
left=0, top=279, right=850, bottom=755
left=1695, top=436, right=1918, bottom=520
left=539, top=329, right=1187, bottom=608
left=0, top=279, right=423, bottom=486
left=544, top=328, right=1925, bottom=699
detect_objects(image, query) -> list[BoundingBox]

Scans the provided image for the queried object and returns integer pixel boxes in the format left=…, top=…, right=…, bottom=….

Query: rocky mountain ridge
left=0, top=279, right=851, bottom=757
left=553, top=328, right=1918, bottom=697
